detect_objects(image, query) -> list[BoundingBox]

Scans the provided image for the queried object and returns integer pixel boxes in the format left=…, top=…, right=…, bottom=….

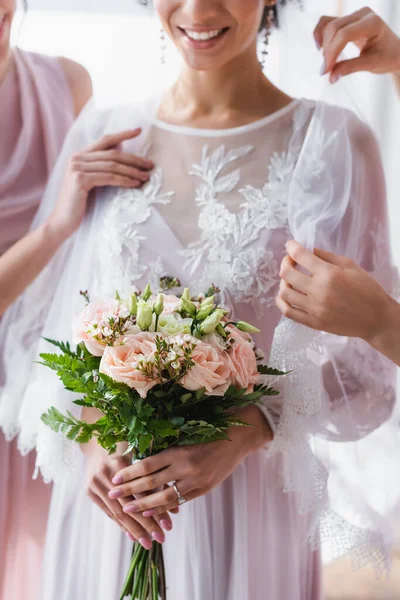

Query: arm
left=315, top=6, right=400, bottom=96
left=57, top=57, right=93, bottom=116
left=279, top=114, right=396, bottom=442
left=0, top=129, right=153, bottom=316
left=277, top=242, right=400, bottom=367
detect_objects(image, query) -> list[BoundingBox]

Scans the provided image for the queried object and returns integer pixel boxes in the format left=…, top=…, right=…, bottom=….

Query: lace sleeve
left=265, top=104, right=397, bottom=575
left=317, top=115, right=396, bottom=442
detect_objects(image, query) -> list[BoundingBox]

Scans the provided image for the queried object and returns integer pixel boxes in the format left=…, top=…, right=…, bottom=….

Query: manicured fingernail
left=160, top=519, right=172, bottom=531
left=139, top=537, right=152, bottom=550
left=330, top=73, right=341, bottom=84
left=320, top=60, right=326, bottom=76
left=152, top=532, right=165, bottom=544
left=126, top=532, right=136, bottom=542
left=108, top=489, right=122, bottom=499
left=112, top=474, right=123, bottom=485
left=143, top=510, right=156, bottom=518
left=123, top=504, right=138, bottom=514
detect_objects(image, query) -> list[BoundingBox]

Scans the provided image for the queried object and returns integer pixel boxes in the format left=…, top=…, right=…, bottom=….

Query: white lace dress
left=1, top=97, right=396, bottom=600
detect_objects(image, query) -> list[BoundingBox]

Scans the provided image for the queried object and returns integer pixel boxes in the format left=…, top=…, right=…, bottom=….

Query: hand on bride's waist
left=107, top=405, right=273, bottom=518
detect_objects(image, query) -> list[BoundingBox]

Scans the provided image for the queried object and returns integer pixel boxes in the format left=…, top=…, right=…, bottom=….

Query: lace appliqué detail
left=181, top=139, right=298, bottom=312
left=95, top=168, right=173, bottom=295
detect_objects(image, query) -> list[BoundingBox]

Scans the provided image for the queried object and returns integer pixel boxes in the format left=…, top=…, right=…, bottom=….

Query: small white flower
left=183, top=334, right=192, bottom=343
left=103, top=327, right=113, bottom=337
left=167, top=351, right=177, bottom=362
left=171, top=361, right=180, bottom=370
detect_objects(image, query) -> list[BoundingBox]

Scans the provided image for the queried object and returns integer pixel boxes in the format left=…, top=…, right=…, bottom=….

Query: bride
left=0, top=1, right=398, bottom=598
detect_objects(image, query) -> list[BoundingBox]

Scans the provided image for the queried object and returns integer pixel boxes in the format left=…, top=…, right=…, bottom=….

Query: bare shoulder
left=57, top=57, right=93, bottom=117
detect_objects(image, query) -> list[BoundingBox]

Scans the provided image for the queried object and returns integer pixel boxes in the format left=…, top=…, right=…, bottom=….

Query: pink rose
left=226, top=327, right=259, bottom=392
left=99, top=332, right=160, bottom=398
left=72, top=298, right=124, bottom=356
left=180, top=339, right=232, bottom=396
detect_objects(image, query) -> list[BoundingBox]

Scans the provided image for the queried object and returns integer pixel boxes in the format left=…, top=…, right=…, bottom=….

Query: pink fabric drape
left=0, top=47, right=74, bottom=600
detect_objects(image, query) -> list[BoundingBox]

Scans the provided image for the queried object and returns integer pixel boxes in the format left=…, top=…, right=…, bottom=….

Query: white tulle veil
left=1, top=0, right=399, bottom=577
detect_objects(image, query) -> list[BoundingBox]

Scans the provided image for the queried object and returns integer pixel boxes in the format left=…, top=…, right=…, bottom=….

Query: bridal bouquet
left=39, top=281, right=284, bottom=600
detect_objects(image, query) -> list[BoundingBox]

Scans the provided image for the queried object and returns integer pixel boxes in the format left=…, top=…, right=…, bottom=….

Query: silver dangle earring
left=160, top=28, right=166, bottom=65
left=261, top=8, right=275, bottom=70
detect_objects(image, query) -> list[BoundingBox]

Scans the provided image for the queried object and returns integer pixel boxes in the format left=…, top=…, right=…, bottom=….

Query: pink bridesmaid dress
left=0, top=47, right=75, bottom=600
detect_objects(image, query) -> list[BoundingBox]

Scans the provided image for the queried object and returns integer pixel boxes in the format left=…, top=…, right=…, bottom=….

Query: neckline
left=151, top=98, right=301, bottom=138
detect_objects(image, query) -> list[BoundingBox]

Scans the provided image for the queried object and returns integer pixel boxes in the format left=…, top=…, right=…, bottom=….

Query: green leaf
left=42, top=338, right=76, bottom=356
left=138, top=434, right=152, bottom=455
left=257, top=365, right=287, bottom=376
left=180, top=393, right=193, bottom=403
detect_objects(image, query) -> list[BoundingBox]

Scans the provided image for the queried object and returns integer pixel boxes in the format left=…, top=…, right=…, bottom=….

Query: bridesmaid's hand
left=276, top=240, right=394, bottom=341
left=47, top=128, right=154, bottom=241
left=108, top=406, right=272, bottom=516
left=86, top=451, right=173, bottom=549
left=315, top=6, right=400, bottom=83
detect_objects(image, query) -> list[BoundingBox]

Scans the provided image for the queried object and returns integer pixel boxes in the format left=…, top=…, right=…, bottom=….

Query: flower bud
left=142, top=283, right=152, bottom=301
left=128, top=293, right=138, bottom=316
left=236, top=321, right=260, bottom=334
left=136, top=300, right=153, bottom=331
left=199, top=309, right=225, bottom=335
left=182, top=287, right=191, bottom=301
left=216, top=323, right=227, bottom=339
left=200, top=295, right=214, bottom=308
left=181, top=296, right=197, bottom=317
left=154, top=293, right=164, bottom=316
left=196, top=303, right=214, bottom=321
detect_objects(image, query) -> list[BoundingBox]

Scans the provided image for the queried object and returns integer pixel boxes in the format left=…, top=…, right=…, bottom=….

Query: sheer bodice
left=0, top=96, right=397, bottom=599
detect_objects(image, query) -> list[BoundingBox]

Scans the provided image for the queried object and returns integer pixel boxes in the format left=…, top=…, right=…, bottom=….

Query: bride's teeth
left=185, top=29, right=223, bottom=42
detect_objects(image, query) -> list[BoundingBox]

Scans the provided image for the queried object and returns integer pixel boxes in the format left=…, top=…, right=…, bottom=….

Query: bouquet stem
left=120, top=542, right=166, bottom=600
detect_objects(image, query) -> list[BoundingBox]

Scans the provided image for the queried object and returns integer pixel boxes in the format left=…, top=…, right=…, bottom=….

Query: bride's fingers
left=109, top=467, right=173, bottom=499
left=112, top=450, right=175, bottom=486
left=142, top=489, right=201, bottom=517
left=122, top=482, right=195, bottom=515
left=90, top=479, right=151, bottom=544
left=124, top=490, right=173, bottom=534
left=87, top=488, right=119, bottom=524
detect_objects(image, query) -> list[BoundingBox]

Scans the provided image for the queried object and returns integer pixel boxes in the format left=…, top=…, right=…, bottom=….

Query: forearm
left=81, top=407, right=128, bottom=458
left=368, top=295, right=400, bottom=366
left=0, top=221, right=66, bottom=316
left=231, top=405, right=273, bottom=454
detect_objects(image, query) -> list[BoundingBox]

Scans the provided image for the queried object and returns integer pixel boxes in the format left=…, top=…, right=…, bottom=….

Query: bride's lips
left=178, top=26, right=230, bottom=51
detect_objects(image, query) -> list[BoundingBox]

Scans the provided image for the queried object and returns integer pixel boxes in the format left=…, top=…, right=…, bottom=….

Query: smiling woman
left=0, top=1, right=397, bottom=600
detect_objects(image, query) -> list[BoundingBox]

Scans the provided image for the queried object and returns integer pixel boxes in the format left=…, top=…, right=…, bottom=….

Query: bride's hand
left=47, top=128, right=154, bottom=241
left=108, top=406, right=272, bottom=516
left=86, top=450, right=173, bottom=550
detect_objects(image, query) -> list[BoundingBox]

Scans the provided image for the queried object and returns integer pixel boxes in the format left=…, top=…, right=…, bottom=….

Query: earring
left=261, top=8, right=275, bottom=70
left=160, top=28, right=166, bottom=65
